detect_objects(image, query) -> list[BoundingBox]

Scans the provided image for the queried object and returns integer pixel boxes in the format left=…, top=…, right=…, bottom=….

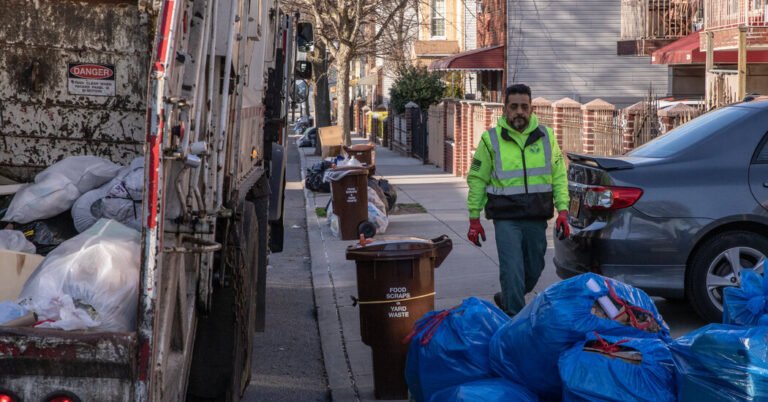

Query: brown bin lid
left=344, top=143, right=375, bottom=152
left=329, top=166, right=368, bottom=175
left=346, top=235, right=452, bottom=267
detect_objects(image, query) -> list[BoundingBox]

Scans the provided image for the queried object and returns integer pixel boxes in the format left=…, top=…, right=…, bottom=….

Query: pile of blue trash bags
left=405, top=271, right=768, bottom=402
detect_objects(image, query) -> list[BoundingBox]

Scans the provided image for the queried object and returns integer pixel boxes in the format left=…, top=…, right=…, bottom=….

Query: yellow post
left=738, top=27, right=747, bottom=101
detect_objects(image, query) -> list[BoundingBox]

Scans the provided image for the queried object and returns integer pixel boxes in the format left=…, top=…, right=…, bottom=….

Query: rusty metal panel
left=2, top=376, right=133, bottom=402
left=0, top=0, right=148, bottom=51
left=0, top=0, right=150, bottom=181
left=0, top=329, right=136, bottom=398
left=0, top=328, right=136, bottom=377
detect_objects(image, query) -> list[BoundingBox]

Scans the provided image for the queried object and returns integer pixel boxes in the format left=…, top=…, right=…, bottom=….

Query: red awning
left=652, top=32, right=768, bottom=64
left=429, top=45, right=504, bottom=71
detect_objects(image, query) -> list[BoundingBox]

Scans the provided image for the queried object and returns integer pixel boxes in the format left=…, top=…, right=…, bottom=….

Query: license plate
left=569, top=196, right=581, bottom=218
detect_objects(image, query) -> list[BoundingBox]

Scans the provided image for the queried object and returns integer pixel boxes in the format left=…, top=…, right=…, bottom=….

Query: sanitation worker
left=466, top=83, right=570, bottom=316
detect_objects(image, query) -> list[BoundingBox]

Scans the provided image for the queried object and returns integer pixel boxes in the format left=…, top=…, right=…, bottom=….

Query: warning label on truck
left=67, top=63, right=116, bottom=96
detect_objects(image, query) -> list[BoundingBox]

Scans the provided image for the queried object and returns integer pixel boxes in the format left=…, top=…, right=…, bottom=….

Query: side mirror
left=295, top=61, right=313, bottom=79
left=297, top=22, right=314, bottom=53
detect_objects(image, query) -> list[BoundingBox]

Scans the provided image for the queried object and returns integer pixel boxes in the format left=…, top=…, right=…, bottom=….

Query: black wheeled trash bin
left=346, top=235, right=453, bottom=400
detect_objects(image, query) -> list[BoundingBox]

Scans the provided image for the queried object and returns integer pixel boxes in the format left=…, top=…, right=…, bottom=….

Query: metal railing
left=446, top=103, right=456, bottom=140
left=535, top=105, right=554, bottom=128
left=622, top=0, right=703, bottom=40
left=707, top=71, right=739, bottom=109
left=593, top=110, right=625, bottom=156
left=472, top=105, right=487, bottom=149
left=705, top=0, right=768, bottom=29
left=634, top=99, right=662, bottom=148
left=488, top=105, right=503, bottom=128
left=394, top=115, right=408, bottom=146
left=428, top=103, right=446, bottom=167
left=560, top=107, right=583, bottom=154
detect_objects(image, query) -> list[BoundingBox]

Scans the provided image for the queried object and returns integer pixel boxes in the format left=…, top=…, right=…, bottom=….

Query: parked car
left=554, top=98, right=768, bottom=322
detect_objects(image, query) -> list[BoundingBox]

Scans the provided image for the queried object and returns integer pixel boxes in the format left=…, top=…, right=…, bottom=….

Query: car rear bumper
left=553, top=209, right=701, bottom=299
left=554, top=256, right=685, bottom=298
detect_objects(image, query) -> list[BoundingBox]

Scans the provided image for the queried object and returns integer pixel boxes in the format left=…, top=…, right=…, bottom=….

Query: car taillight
left=0, top=392, right=15, bottom=402
left=584, top=186, right=643, bottom=210
left=47, top=394, right=81, bottom=402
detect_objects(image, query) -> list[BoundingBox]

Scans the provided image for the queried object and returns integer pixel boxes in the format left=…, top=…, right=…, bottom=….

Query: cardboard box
left=0, top=251, right=44, bottom=300
left=319, top=125, right=344, bottom=158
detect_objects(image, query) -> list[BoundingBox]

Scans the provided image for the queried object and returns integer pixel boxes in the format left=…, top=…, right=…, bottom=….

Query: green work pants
left=493, top=219, right=547, bottom=316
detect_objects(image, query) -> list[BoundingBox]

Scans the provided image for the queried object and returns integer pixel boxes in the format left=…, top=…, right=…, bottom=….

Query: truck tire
left=269, top=175, right=286, bottom=253
left=247, top=175, right=270, bottom=332
left=187, top=201, right=259, bottom=401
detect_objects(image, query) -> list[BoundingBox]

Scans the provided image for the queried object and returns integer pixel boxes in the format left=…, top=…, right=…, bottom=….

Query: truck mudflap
left=0, top=328, right=136, bottom=400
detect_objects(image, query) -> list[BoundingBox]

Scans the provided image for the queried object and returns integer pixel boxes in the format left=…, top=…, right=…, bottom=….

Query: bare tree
left=373, top=0, right=420, bottom=74
left=286, top=0, right=413, bottom=144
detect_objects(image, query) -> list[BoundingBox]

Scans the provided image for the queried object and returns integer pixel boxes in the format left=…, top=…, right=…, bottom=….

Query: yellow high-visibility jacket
left=467, top=114, right=569, bottom=220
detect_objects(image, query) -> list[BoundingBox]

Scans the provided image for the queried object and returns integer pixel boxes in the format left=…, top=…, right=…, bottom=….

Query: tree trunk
left=337, top=55, right=352, bottom=145
left=313, top=45, right=331, bottom=155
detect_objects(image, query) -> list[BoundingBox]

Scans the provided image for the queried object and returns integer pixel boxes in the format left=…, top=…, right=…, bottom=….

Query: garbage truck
left=0, top=0, right=305, bottom=400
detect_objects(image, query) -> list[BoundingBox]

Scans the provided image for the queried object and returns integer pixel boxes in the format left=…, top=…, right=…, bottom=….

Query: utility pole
left=706, top=31, right=713, bottom=109
left=738, top=26, right=747, bottom=100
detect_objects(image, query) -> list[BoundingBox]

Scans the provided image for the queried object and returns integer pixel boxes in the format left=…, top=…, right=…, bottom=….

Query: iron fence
left=561, top=107, right=583, bottom=154
left=411, top=109, right=429, bottom=162
left=593, top=110, right=625, bottom=156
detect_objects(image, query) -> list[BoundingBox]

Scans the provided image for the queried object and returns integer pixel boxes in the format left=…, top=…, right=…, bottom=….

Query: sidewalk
left=298, top=136, right=560, bottom=401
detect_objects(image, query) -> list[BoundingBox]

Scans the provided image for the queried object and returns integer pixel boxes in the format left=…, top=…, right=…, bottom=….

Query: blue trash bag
left=489, top=273, right=670, bottom=401
left=0, top=301, right=27, bottom=325
left=723, top=269, right=768, bottom=326
left=404, top=297, right=510, bottom=402
left=428, top=378, right=538, bottom=402
left=559, top=333, right=676, bottom=402
left=670, top=324, right=768, bottom=402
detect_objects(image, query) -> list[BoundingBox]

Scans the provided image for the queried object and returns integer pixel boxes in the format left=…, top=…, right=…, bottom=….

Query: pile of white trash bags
left=0, top=156, right=144, bottom=332
left=3, top=155, right=144, bottom=232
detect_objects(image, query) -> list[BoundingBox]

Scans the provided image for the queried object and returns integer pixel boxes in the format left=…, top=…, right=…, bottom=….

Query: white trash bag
left=368, top=187, right=387, bottom=215
left=71, top=186, right=110, bottom=233
left=18, top=219, right=141, bottom=331
left=5, top=156, right=121, bottom=224
left=0, top=230, right=36, bottom=254
left=368, top=202, right=389, bottom=234
left=0, top=301, right=28, bottom=325
left=72, top=157, right=144, bottom=233
left=94, top=168, right=143, bottom=230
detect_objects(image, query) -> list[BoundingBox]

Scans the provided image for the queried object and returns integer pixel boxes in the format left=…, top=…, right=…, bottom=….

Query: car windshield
left=628, top=106, right=755, bottom=158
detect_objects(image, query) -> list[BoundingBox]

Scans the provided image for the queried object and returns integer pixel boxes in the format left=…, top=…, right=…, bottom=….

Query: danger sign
left=67, top=63, right=116, bottom=97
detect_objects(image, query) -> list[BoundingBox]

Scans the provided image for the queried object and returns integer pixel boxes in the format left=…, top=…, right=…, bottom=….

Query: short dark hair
left=505, top=84, right=532, bottom=104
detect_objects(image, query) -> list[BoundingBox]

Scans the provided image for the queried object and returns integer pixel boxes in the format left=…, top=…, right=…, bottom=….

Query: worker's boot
left=493, top=292, right=504, bottom=310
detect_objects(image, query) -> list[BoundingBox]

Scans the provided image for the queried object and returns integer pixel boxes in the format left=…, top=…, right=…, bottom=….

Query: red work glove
left=467, top=218, right=486, bottom=247
left=555, top=210, right=570, bottom=239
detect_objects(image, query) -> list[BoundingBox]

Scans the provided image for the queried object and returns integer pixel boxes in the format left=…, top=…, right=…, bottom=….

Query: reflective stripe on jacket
left=467, top=114, right=569, bottom=220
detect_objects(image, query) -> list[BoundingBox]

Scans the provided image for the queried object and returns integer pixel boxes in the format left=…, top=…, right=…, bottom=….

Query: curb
left=299, top=145, right=360, bottom=402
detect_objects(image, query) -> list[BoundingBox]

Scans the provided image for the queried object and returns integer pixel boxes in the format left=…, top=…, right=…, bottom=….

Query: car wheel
left=687, top=231, right=768, bottom=322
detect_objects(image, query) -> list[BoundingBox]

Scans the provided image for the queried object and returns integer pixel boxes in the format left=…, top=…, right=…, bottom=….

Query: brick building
left=648, top=0, right=768, bottom=108
left=429, top=0, right=506, bottom=102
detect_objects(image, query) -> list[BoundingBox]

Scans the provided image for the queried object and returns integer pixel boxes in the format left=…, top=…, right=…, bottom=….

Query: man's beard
left=508, top=115, right=528, bottom=131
